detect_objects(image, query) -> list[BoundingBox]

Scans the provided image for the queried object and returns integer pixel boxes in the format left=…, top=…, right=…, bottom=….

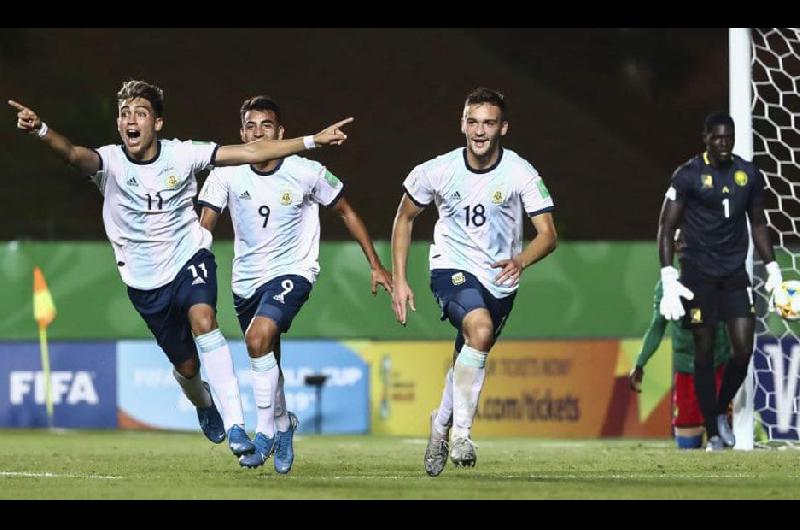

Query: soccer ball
left=772, top=280, right=800, bottom=321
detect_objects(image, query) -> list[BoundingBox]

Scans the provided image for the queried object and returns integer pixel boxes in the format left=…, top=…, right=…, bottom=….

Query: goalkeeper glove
left=659, top=266, right=694, bottom=320
left=765, top=261, right=783, bottom=311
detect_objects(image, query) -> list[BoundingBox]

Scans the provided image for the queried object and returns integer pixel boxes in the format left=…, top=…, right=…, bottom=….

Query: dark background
left=0, top=28, right=728, bottom=241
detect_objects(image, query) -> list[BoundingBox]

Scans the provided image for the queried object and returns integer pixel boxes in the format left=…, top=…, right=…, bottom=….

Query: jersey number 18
left=463, top=204, right=486, bottom=227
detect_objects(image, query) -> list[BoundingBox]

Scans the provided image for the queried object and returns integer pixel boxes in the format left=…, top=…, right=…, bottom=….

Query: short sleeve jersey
left=198, top=155, right=343, bottom=299
left=91, top=139, right=218, bottom=290
left=402, top=147, right=554, bottom=298
left=667, top=153, right=765, bottom=277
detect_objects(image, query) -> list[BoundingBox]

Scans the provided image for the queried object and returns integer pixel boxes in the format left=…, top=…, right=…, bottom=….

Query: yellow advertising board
left=345, top=340, right=452, bottom=435
left=473, top=340, right=618, bottom=436
left=346, top=339, right=670, bottom=438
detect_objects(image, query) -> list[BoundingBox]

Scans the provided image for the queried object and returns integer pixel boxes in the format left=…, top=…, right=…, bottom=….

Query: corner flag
left=34, top=267, right=56, bottom=327
left=33, top=267, right=56, bottom=425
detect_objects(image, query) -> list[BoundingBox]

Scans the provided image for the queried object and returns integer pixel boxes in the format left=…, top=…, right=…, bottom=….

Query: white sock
left=172, top=369, right=212, bottom=408
left=452, top=345, right=487, bottom=439
left=251, top=352, right=280, bottom=438
left=274, top=371, right=291, bottom=432
left=434, top=367, right=454, bottom=436
left=195, top=329, right=244, bottom=431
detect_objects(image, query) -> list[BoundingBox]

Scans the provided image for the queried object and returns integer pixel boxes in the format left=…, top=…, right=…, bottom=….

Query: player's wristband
left=303, top=135, right=316, bottom=149
left=36, top=122, right=48, bottom=138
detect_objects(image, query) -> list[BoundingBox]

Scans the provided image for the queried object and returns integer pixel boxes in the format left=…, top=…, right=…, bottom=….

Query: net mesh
left=750, top=28, right=800, bottom=446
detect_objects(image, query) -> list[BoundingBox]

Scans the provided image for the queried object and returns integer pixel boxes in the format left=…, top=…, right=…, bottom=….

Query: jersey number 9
left=258, top=205, right=271, bottom=228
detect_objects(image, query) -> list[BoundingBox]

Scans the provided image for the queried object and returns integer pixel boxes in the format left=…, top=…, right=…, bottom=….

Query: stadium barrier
left=0, top=338, right=670, bottom=437
left=1, top=240, right=674, bottom=436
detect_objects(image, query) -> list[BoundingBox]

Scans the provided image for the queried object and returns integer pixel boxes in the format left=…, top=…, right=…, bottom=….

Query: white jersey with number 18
left=402, top=147, right=554, bottom=299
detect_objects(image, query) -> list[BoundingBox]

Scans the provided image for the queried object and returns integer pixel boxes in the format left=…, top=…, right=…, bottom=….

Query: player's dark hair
left=117, top=80, right=164, bottom=118
left=465, top=87, right=506, bottom=120
left=240, top=95, right=283, bottom=127
left=704, top=112, right=735, bottom=133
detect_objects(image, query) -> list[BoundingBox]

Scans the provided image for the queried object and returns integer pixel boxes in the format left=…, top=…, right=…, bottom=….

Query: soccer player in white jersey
left=198, top=95, right=392, bottom=473
left=391, top=88, right=557, bottom=476
left=8, top=80, right=352, bottom=460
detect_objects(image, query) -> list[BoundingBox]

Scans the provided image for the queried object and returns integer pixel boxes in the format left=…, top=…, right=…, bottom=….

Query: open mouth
left=126, top=130, right=141, bottom=143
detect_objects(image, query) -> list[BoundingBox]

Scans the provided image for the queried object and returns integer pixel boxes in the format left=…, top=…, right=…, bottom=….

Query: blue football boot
left=238, top=432, right=275, bottom=469
left=227, top=425, right=256, bottom=456
left=196, top=382, right=225, bottom=444
left=274, top=412, right=299, bottom=474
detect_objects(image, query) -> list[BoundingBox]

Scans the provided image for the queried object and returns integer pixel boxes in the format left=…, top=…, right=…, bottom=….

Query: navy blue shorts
left=127, top=248, right=218, bottom=365
left=680, top=262, right=753, bottom=327
left=233, top=275, right=313, bottom=335
left=430, top=268, right=516, bottom=352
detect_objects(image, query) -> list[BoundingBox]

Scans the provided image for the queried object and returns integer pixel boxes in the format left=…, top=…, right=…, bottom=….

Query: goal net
left=734, top=28, right=800, bottom=448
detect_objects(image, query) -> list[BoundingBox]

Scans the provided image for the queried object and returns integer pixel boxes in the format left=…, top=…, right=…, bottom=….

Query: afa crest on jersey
left=702, top=174, right=713, bottom=189
left=735, top=170, right=748, bottom=186
left=166, top=175, right=180, bottom=189
left=492, top=190, right=504, bottom=204
left=280, top=190, right=292, bottom=206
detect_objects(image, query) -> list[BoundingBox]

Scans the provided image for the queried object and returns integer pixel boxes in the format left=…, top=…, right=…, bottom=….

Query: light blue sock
left=453, top=345, right=488, bottom=438
left=251, top=352, right=279, bottom=437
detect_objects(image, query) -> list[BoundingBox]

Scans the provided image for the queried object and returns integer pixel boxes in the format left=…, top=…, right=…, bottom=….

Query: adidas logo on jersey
left=450, top=191, right=462, bottom=202
left=126, top=177, right=139, bottom=187
left=192, top=277, right=206, bottom=286
left=239, top=191, right=252, bottom=200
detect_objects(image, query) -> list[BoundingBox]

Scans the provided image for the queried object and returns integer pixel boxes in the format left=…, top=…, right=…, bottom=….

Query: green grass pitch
left=1, top=430, right=799, bottom=499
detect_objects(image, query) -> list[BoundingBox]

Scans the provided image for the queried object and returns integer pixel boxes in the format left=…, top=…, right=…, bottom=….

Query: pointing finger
left=331, top=117, right=354, bottom=129
left=8, top=100, right=28, bottom=111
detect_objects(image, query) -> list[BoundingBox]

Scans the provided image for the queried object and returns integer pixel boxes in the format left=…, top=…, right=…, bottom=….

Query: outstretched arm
left=9, top=100, right=100, bottom=176
left=390, top=194, right=425, bottom=325
left=492, top=212, right=557, bottom=286
left=214, top=117, right=354, bottom=167
left=331, top=197, right=392, bottom=296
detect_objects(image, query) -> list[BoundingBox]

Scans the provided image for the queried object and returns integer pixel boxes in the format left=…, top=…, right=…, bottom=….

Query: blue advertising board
left=754, top=336, right=800, bottom=441
left=0, top=342, right=117, bottom=428
left=117, top=340, right=368, bottom=434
